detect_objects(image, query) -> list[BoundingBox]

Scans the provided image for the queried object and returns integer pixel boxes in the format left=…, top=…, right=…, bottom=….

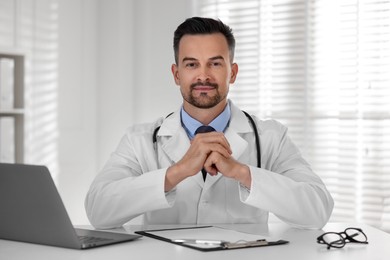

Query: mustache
left=190, top=81, right=218, bottom=89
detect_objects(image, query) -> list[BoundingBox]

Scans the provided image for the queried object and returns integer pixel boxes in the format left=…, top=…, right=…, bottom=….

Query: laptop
left=0, top=163, right=141, bottom=249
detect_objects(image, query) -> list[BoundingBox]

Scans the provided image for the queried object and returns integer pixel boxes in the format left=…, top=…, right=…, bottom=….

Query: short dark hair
left=173, top=17, right=235, bottom=64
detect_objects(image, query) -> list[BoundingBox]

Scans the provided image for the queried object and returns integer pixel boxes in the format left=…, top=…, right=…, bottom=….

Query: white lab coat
left=85, top=101, right=333, bottom=229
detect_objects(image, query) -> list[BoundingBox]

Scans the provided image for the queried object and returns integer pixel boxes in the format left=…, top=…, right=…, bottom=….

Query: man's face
left=171, top=33, right=238, bottom=110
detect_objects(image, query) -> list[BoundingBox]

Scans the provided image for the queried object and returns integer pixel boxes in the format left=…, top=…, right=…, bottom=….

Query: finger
left=179, top=141, right=230, bottom=174
left=202, top=162, right=217, bottom=175
left=204, top=152, right=227, bottom=175
left=204, top=163, right=218, bottom=176
left=200, top=143, right=231, bottom=159
left=193, top=132, right=232, bottom=154
left=201, top=133, right=231, bottom=153
left=187, top=140, right=231, bottom=161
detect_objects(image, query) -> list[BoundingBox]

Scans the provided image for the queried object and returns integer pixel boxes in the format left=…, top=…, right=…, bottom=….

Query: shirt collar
left=181, top=102, right=231, bottom=139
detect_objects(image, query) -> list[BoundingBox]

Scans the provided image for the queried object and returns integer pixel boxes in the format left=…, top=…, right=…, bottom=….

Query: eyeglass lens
left=321, top=233, right=345, bottom=248
left=345, top=228, right=367, bottom=242
left=318, top=228, right=367, bottom=249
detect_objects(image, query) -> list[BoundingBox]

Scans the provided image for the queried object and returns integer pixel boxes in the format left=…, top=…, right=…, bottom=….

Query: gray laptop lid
left=0, top=163, right=141, bottom=249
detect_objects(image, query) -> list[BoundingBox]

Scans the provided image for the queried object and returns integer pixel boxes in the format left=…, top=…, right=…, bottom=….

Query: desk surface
left=1, top=222, right=389, bottom=260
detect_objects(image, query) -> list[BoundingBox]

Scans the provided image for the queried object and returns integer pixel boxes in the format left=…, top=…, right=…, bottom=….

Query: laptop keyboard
left=78, top=235, right=114, bottom=244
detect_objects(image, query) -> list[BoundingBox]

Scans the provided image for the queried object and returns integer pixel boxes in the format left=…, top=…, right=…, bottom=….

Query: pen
left=172, top=239, right=226, bottom=245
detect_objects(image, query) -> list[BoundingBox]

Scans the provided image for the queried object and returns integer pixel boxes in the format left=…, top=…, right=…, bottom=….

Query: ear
left=229, top=63, right=238, bottom=84
left=171, top=64, right=180, bottom=85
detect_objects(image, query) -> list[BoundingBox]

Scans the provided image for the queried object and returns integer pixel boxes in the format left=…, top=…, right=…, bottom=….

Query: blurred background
left=0, top=0, right=389, bottom=231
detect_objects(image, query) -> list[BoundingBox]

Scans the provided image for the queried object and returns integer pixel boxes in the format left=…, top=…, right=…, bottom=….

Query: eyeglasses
left=317, top=227, right=368, bottom=249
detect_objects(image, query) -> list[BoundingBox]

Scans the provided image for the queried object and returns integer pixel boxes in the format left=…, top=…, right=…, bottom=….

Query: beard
left=181, top=82, right=226, bottom=109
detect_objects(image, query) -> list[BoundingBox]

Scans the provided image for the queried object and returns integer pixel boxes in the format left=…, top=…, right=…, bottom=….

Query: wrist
left=235, top=164, right=251, bottom=189
left=164, top=163, right=188, bottom=192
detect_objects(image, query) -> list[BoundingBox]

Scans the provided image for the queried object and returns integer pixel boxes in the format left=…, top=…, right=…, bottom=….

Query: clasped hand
left=179, top=132, right=246, bottom=179
left=165, top=132, right=251, bottom=191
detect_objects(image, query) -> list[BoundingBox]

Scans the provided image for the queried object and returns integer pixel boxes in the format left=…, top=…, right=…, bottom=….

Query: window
left=0, top=0, right=59, bottom=178
left=196, top=0, right=390, bottom=231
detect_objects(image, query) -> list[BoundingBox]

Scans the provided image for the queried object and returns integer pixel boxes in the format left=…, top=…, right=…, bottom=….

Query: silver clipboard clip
left=222, top=239, right=269, bottom=249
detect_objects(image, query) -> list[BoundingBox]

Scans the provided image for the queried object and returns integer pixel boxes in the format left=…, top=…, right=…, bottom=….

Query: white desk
left=1, top=223, right=389, bottom=260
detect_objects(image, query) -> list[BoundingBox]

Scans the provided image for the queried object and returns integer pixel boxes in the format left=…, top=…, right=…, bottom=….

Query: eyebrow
left=209, top=55, right=225, bottom=61
left=182, top=57, right=197, bottom=63
left=181, top=55, right=225, bottom=63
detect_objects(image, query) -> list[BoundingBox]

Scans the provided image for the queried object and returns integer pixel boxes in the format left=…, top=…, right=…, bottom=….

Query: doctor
left=85, top=17, right=334, bottom=229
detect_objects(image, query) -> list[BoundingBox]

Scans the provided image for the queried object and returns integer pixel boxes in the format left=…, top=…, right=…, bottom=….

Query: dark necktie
left=195, top=125, right=216, bottom=181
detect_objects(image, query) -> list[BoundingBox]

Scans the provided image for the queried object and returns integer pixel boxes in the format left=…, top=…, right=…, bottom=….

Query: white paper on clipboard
left=146, top=226, right=268, bottom=244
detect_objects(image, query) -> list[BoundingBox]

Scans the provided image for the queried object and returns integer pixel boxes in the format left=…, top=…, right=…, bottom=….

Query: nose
left=196, top=66, right=211, bottom=82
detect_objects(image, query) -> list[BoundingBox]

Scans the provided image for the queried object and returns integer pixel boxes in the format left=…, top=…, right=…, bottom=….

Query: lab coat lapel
left=226, top=102, right=254, bottom=160
left=159, top=125, right=190, bottom=165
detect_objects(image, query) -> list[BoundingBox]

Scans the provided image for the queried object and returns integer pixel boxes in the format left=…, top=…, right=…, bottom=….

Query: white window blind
left=0, top=0, right=59, bottom=178
left=196, top=0, right=390, bottom=231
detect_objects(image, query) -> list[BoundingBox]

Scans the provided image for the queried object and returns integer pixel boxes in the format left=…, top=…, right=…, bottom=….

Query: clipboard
left=135, top=226, right=289, bottom=252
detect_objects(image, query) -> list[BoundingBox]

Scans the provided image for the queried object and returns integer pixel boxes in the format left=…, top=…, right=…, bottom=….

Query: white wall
left=96, top=0, right=135, bottom=168
left=58, top=0, right=99, bottom=225
left=97, top=0, right=190, bottom=167
left=58, top=0, right=192, bottom=225
left=132, top=0, right=187, bottom=125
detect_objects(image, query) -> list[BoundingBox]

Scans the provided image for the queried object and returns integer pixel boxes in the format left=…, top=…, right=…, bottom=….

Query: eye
left=185, top=62, right=198, bottom=69
left=210, top=61, right=222, bottom=67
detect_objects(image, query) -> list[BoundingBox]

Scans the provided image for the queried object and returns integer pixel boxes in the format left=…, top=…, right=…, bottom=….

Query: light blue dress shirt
left=180, top=103, right=231, bottom=139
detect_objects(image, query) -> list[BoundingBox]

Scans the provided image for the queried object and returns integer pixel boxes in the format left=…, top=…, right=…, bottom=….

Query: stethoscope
left=152, top=110, right=261, bottom=168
